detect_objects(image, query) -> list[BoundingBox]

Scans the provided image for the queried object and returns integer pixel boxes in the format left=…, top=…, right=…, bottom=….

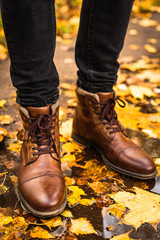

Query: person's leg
left=1, top=0, right=59, bottom=107
left=72, top=0, right=157, bottom=179
left=75, top=0, right=133, bottom=92
left=1, top=0, right=67, bottom=217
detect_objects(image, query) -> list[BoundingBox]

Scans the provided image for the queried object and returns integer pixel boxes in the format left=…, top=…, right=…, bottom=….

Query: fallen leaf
left=128, top=29, right=138, bottom=35
left=61, top=210, right=73, bottom=218
left=144, top=44, right=157, bottom=53
left=70, top=218, right=97, bottom=235
left=0, top=100, right=7, bottom=108
left=41, top=216, right=62, bottom=230
left=62, top=154, right=76, bottom=163
left=129, top=86, right=154, bottom=99
left=67, top=185, right=85, bottom=206
left=111, top=232, right=131, bottom=240
left=65, top=176, right=75, bottom=186
left=7, top=142, right=21, bottom=153
left=109, top=187, right=160, bottom=229
left=148, top=38, right=157, bottom=44
left=0, top=115, right=13, bottom=125
left=30, top=226, right=53, bottom=238
left=62, top=141, right=83, bottom=154
left=10, top=175, right=18, bottom=186
left=139, top=19, right=157, bottom=27
left=0, top=212, right=13, bottom=225
left=60, top=119, right=73, bottom=139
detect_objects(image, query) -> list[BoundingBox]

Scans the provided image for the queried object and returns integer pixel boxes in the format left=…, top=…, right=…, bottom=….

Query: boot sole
left=71, top=132, right=157, bottom=180
left=16, top=187, right=67, bottom=218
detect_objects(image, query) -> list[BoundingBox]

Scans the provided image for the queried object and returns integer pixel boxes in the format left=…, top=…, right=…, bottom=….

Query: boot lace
left=25, top=113, right=59, bottom=166
left=98, top=96, right=127, bottom=135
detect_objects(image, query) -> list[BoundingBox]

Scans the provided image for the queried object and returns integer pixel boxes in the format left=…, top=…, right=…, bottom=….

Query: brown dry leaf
left=0, top=100, right=7, bottom=108
left=144, top=44, right=157, bottom=53
left=61, top=210, right=73, bottom=218
left=70, top=218, right=97, bottom=235
left=139, top=19, right=157, bottom=27
left=41, top=216, right=62, bottom=230
left=7, top=142, right=21, bottom=153
left=30, top=226, right=53, bottom=238
left=109, top=187, right=160, bottom=229
left=89, top=181, right=111, bottom=194
left=95, top=195, right=111, bottom=209
left=129, top=85, right=155, bottom=99
left=0, top=115, right=13, bottom=125
left=60, top=119, right=73, bottom=139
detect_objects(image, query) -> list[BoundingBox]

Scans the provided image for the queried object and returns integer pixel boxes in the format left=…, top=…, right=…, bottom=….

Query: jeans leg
left=76, top=0, right=134, bottom=93
left=1, top=0, right=59, bottom=107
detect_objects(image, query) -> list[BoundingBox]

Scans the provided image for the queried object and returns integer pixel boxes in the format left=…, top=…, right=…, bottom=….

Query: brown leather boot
left=72, top=87, right=157, bottom=179
left=16, top=102, right=67, bottom=218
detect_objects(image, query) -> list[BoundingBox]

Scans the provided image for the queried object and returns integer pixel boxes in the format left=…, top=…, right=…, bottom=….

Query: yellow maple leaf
left=12, top=217, right=28, bottom=230
left=41, top=216, right=62, bottom=230
left=30, top=226, right=53, bottom=238
left=62, top=141, right=83, bottom=154
left=65, top=176, right=75, bottom=186
left=109, top=187, right=160, bottom=229
left=7, top=142, right=21, bottom=153
left=61, top=210, right=73, bottom=218
left=129, top=85, right=154, bottom=99
left=111, top=232, right=131, bottom=240
left=0, top=212, right=13, bottom=225
left=61, top=154, right=76, bottom=163
left=70, top=218, right=97, bottom=235
left=67, top=185, right=86, bottom=206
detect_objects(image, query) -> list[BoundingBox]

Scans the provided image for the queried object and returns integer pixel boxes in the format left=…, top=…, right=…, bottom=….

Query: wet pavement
left=0, top=12, right=160, bottom=240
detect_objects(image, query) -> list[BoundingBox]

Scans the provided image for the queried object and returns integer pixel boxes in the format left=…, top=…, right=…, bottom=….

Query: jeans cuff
left=16, top=91, right=59, bottom=107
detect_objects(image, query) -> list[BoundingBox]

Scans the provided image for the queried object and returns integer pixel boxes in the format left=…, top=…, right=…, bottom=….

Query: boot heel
left=71, top=132, right=91, bottom=148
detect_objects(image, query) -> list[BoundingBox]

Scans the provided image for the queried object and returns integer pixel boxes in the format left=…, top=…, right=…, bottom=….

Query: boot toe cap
left=117, top=146, right=156, bottom=176
left=19, top=175, right=66, bottom=212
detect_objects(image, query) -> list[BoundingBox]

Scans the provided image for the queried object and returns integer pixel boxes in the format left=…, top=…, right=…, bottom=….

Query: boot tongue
left=97, top=91, right=114, bottom=103
left=27, top=105, right=51, bottom=118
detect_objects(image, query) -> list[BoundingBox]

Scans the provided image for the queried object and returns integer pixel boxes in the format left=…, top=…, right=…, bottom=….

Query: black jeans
left=1, top=0, right=133, bottom=107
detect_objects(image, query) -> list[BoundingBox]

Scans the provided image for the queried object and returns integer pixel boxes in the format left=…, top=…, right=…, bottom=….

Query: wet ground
left=0, top=13, right=160, bottom=240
